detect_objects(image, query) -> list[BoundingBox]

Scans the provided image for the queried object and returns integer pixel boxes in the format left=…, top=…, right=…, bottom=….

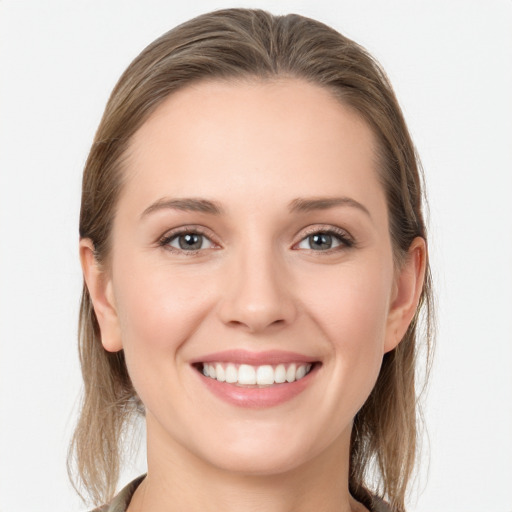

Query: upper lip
left=190, top=349, right=318, bottom=366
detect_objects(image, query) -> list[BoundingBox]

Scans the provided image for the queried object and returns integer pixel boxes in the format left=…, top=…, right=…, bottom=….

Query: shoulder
left=353, top=487, right=395, bottom=512
left=371, top=495, right=397, bottom=512
left=89, top=475, right=146, bottom=512
left=373, top=500, right=393, bottom=512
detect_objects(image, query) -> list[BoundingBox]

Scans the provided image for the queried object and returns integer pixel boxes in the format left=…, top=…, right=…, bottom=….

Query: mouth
left=191, top=350, right=320, bottom=408
left=194, top=361, right=316, bottom=387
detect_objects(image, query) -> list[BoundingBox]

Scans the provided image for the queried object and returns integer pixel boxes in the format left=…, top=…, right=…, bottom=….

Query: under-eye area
left=193, top=362, right=320, bottom=387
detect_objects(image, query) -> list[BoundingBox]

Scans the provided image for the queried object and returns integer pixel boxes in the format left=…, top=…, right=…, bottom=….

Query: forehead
left=122, top=78, right=385, bottom=216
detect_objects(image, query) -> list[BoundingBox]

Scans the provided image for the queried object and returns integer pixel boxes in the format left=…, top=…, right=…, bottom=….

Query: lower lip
left=195, top=366, right=318, bottom=409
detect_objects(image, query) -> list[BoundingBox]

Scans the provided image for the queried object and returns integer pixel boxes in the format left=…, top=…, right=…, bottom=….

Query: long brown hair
left=69, top=9, right=434, bottom=511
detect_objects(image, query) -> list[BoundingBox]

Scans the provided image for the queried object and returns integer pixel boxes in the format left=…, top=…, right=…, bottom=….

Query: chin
left=193, top=421, right=338, bottom=477
left=204, top=447, right=310, bottom=477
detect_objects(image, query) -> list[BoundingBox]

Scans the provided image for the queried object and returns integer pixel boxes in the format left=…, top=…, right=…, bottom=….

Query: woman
left=70, top=8, right=433, bottom=512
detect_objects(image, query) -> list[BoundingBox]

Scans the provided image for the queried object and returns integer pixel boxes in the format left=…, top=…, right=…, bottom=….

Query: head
left=71, top=8, right=433, bottom=511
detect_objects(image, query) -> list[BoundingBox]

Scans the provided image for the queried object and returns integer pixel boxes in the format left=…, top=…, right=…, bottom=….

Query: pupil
left=179, top=233, right=202, bottom=250
left=310, top=233, right=332, bottom=250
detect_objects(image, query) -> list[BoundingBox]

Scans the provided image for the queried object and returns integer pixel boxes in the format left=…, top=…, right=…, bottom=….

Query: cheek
left=305, top=261, right=392, bottom=343
left=112, top=258, right=216, bottom=355
left=110, top=260, right=220, bottom=412
left=301, top=260, right=393, bottom=393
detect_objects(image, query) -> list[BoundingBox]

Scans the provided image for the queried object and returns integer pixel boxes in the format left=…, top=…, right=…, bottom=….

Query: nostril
left=217, top=276, right=297, bottom=333
left=225, top=317, right=288, bottom=333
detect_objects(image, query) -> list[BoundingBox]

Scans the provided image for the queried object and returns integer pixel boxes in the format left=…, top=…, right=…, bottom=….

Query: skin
left=81, top=79, right=426, bottom=512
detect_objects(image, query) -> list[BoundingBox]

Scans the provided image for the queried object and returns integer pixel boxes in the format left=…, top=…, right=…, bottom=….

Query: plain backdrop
left=1, top=1, right=511, bottom=511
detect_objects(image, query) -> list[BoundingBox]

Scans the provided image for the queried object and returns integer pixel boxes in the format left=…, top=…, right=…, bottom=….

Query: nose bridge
left=218, top=234, right=295, bottom=332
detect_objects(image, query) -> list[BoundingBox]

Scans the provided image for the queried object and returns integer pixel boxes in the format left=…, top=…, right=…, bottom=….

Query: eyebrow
left=140, top=196, right=370, bottom=219
left=288, top=197, right=371, bottom=217
left=141, top=197, right=224, bottom=218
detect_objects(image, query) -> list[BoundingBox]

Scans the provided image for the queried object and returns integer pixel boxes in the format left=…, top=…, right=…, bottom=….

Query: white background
left=1, top=1, right=511, bottom=511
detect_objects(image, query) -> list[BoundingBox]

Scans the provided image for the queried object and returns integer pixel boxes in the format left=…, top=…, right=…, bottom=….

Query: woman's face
left=86, top=79, right=420, bottom=476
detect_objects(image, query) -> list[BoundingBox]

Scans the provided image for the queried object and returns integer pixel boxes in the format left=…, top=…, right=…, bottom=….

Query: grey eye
left=297, top=232, right=344, bottom=251
left=309, top=233, right=333, bottom=250
left=168, top=233, right=214, bottom=251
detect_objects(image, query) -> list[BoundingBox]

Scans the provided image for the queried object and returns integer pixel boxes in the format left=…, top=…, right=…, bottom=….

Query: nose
left=217, top=245, right=297, bottom=334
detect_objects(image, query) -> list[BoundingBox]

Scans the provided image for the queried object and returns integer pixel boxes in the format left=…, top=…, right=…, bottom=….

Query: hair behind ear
left=68, top=284, right=137, bottom=504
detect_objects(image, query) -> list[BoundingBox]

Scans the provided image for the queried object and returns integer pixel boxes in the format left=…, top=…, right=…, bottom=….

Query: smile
left=192, top=350, right=320, bottom=408
left=201, top=362, right=313, bottom=387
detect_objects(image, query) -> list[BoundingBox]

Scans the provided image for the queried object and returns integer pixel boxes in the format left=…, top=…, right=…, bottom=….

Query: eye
left=295, top=229, right=353, bottom=251
left=161, top=230, right=216, bottom=252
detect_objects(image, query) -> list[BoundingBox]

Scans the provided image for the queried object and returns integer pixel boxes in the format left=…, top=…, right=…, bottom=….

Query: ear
left=79, top=238, right=123, bottom=352
left=384, top=237, right=427, bottom=353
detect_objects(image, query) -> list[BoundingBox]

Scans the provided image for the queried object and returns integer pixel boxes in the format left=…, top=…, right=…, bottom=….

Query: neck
left=127, top=414, right=367, bottom=512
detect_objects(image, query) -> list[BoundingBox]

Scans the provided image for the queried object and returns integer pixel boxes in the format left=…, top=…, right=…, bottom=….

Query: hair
left=69, top=8, right=434, bottom=511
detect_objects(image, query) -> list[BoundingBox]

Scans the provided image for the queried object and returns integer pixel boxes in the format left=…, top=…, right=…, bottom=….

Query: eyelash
left=158, top=225, right=355, bottom=255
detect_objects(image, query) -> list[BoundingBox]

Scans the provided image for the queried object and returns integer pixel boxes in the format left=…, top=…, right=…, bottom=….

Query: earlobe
left=384, top=237, right=427, bottom=353
left=79, top=239, right=123, bottom=352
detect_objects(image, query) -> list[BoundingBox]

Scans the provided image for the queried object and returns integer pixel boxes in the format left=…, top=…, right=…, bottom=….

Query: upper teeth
left=202, top=363, right=312, bottom=386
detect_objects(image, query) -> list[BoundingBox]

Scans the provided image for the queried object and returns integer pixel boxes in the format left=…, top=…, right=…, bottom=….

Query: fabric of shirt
left=90, top=476, right=145, bottom=512
left=90, top=475, right=393, bottom=512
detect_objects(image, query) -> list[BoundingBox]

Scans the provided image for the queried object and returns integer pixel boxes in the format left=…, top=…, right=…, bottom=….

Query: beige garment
left=90, top=475, right=145, bottom=512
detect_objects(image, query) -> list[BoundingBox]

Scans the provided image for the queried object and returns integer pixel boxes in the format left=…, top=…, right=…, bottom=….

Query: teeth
left=296, top=365, right=307, bottom=380
left=201, top=362, right=313, bottom=386
left=225, top=363, right=237, bottom=383
left=238, top=364, right=256, bottom=385
left=274, top=364, right=286, bottom=383
left=286, top=363, right=296, bottom=383
left=215, top=363, right=225, bottom=382
left=256, top=365, right=274, bottom=385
